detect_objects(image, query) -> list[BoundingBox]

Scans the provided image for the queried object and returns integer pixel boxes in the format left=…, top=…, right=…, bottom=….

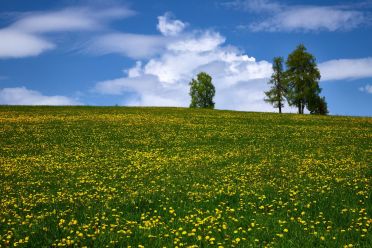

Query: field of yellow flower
left=0, top=106, right=371, bottom=247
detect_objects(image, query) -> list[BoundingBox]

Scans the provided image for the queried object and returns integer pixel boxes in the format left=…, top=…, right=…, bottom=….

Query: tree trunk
left=301, top=102, right=305, bottom=114
left=279, top=103, right=282, bottom=114
left=298, top=100, right=305, bottom=114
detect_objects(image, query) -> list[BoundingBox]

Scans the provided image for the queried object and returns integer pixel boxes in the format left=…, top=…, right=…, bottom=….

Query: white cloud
left=228, top=0, right=367, bottom=32
left=93, top=25, right=283, bottom=112
left=0, top=87, right=81, bottom=105
left=0, top=29, right=55, bottom=58
left=144, top=32, right=232, bottom=84
left=252, top=7, right=364, bottom=32
left=125, top=61, right=143, bottom=78
left=167, top=31, right=225, bottom=52
left=89, top=33, right=167, bottom=59
left=11, top=7, right=134, bottom=33
left=88, top=14, right=227, bottom=60
left=224, top=0, right=281, bottom=13
left=0, top=6, right=134, bottom=58
left=319, top=58, right=372, bottom=81
left=12, top=10, right=96, bottom=33
left=89, top=12, right=189, bottom=59
left=359, top=84, right=372, bottom=94
left=95, top=75, right=188, bottom=107
left=157, top=12, right=187, bottom=36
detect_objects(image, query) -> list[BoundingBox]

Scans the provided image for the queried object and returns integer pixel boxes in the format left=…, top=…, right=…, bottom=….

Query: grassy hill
left=0, top=106, right=371, bottom=247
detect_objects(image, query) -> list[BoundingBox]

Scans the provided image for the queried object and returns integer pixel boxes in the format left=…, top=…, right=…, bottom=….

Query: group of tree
left=189, top=44, right=328, bottom=115
left=264, top=44, right=328, bottom=115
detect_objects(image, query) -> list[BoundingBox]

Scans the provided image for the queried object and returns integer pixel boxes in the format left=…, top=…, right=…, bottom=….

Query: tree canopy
left=189, top=72, right=215, bottom=109
left=264, top=57, right=286, bottom=113
left=285, top=44, right=324, bottom=114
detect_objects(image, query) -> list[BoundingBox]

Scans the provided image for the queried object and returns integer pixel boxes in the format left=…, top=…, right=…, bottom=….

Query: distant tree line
left=189, top=44, right=328, bottom=115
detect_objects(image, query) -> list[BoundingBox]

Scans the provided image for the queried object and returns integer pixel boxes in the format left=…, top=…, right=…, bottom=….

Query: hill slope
left=0, top=106, right=371, bottom=247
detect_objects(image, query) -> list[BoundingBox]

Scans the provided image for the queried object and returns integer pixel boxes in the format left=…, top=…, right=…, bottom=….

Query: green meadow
left=0, top=106, right=371, bottom=247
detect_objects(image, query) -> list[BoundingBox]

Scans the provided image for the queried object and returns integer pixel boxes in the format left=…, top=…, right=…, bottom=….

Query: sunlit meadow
left=0, top=106, right=371, bottom=247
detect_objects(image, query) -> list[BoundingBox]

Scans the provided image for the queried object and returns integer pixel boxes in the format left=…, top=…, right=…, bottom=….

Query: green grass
left=0, top=106, right=371, bottom=247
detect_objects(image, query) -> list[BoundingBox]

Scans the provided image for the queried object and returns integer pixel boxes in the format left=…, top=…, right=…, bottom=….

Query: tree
left=285, top=44, right=322, bottom=114
left=265, top=57, right=286, bottom=113
left=307, top=95, right=329, bottom=115
left=189, top=72, right=215, bottom=109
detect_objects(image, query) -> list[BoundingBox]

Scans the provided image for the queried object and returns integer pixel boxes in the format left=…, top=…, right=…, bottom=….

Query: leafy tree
left=265, top=57, right=286, bottom=113
left=285, top=44, right=322, bottom=114
left=307, top=95, right=329, bottom=115
left=189, top=72, right=215, bottom=109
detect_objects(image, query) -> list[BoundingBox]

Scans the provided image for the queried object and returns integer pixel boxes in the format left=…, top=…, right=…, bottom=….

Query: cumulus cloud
left=95, top=74, right=188, bottom=106
left=93, top=13, right=279, bottom=112
left=226, top=0, right=367, bottom=32
left=90, top=12, right=189, bottom=59
left=319, top=58, right=372, bottom=81
left=157, top=12, right=187, bottom=36
left=90, top=30, right=227, bottom=60
left=93, top=12, right=372, bottom=112
left=0, top=87, right=81, bottom=105
left=359, top=84, right=372, bottom=94
left=167, top=31, right=225, bottom=53
left=0, top=6, right=134, bottom=58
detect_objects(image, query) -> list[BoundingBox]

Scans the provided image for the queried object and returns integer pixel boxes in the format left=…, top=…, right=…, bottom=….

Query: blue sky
left=0, top=0, right=371, bottom=116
